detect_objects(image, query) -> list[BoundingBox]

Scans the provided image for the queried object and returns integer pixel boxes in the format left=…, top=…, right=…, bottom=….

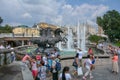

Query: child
left=36, top=53, right=41, bottom=66
left=31, top=57, right=38, bottom=80
left=91, top=54, right=95, bottom=70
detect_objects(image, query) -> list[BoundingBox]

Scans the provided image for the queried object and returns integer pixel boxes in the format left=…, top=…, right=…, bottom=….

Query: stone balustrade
left=0, top=49, right=15, bottom=66
left=0, top=33, right=40, bottom=38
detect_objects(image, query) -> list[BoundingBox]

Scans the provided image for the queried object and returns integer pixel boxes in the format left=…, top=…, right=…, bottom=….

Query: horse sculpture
left=54, top=28, right=67, bottom=43
left=46, top=27, right=53, bottom=38
left=30, top=28, right=48, bottom=48
left=47, top=28, right=67, bottom=47
left=31, top=27, right=67, bottom=53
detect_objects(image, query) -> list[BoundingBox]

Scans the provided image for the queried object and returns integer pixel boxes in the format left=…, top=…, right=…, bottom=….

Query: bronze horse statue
left=30, top=27, right=67, bottom=53
left=30, top=28, right=48, bottom=48
left=47, top=28, right=67, bottom=47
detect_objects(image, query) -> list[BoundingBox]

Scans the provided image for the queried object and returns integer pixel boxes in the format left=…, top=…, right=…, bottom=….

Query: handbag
left=77, top=67, right=83, bottom=76
left=72, top=61, right=77, bottom=67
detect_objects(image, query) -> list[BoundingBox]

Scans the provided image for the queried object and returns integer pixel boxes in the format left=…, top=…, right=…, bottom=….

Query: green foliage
left=0, top=24, right=13, bottom=33
left=97, top=10, right=120, bottom=42
left=88, top=35, right=104, bottom=44
left=0, top=17, right=3, bottom=25
left=113, top=41, right=120, bottom=47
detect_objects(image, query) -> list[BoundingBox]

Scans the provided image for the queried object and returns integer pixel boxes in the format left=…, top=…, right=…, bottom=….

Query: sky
left=0, top=0, right=120, bottom=27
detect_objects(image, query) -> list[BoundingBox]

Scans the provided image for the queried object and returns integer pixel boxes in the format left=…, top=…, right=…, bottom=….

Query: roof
left=37, top=22, right=59, bottom=30
left=17, top=25, right=28, bottom=28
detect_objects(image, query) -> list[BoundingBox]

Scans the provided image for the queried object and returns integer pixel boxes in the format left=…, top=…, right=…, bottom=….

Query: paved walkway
left=47, top=57, right=120, bottom=80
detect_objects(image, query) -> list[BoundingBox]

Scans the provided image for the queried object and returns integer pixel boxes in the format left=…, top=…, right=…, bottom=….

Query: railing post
left=0, top=53, right=5, bottom=66
left=22, top=40, right=24, bottom=46
left=4, top=52, right=7, bottom=64
left=0, top=49, right=14, bottom=66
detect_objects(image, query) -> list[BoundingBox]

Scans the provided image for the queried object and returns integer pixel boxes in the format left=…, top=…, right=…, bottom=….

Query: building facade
left=13, top=27, right=39, bottom=37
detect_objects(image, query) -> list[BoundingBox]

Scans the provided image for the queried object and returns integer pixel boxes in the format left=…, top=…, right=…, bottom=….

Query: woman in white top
left=83, top=55, right=93, bottom=80
left=59, top=66, right=72, bottom=80
left=77, top=48, right=84, bottom=67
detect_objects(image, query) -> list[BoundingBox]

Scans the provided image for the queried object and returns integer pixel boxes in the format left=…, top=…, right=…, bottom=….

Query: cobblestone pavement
left=47, top=57, right=120, bottom=80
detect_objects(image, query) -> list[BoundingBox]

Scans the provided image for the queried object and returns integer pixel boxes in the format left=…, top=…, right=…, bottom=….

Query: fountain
left=80, top=23, right=86, bottom=52
left=59, top=22, right=87, bottom=58
left=64, top=22, right=86, bottom=52
left=30, top=25, right=67, bottom=54
left=67, top=27, right=74, bottom=51
left=15, top=22, right=105, bottom=58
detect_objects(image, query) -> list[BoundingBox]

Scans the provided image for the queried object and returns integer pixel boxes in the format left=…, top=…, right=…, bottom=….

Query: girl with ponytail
left=59, top=66, right=72, bottom=80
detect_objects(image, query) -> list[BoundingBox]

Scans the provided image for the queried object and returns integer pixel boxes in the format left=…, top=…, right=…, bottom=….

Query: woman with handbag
left=72, top=53, right=79, bottom=75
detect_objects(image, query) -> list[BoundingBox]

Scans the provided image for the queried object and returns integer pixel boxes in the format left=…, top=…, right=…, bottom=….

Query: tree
left=88, top=35, right=105, bottom=44
left=97, top=10, right=120, bottom=42
left=4, top=24, right=13, bottom=33
left=0, top=24, right=12, bottom=33
left=0, top=17, right=3, bottom=25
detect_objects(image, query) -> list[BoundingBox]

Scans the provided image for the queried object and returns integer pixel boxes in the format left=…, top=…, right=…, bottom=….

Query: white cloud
left=87, top=20, right=97, bottom=26
left=51, top=15, right=63, bottom=24
left=0, top=0, right=109, bottom=26
left=60, top=3, right=109, bottom=26
left=91, top=4, right=109, bottom=19
left=22, top=12, right=32, bottom=18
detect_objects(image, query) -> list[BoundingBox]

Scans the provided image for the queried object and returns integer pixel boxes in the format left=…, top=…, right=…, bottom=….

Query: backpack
left=92, top=59, right=95, bottom=64
left=55, top=61, right=61, bottom=71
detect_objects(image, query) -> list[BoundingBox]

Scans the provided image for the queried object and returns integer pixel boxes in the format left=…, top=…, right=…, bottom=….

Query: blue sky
left=66, top=0, right=120, bottom=11
left=0, top=0, right=120, bottom=27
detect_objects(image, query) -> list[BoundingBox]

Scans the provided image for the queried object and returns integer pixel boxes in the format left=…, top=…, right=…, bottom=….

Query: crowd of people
left=22, top=48, right=92, bottom=80
left=108, top=45, right=120, bottom=55
left=0, top=43, right=120, bottom=80
left=21, top=49, right=62, bottom=80
left=72, top=48, right=95, bottom=80
left=72, top=45, right=120, bottom=80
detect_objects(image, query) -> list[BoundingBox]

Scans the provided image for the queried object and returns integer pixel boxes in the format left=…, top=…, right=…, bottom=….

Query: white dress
left=59, top=73, right=72, bottom=80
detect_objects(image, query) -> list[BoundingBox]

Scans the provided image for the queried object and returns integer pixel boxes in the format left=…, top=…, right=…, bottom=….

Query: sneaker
left=90, top=76, right=93, bottom=79
left=83, top=76, right=86, bottom=80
